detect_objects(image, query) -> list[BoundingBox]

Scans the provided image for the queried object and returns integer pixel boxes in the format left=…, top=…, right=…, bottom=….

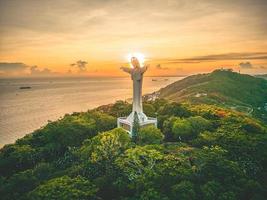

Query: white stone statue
left=117, top=56, right=157, bottom=135
left=121, top=57, right=148, bottom=114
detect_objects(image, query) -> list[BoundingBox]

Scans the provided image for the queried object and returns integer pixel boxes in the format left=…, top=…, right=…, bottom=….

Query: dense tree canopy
left=138, top=126, right=164, bottom=145
left=28, top=176, right=98, bottom=200
left=0, top=100, right=266, bottom=200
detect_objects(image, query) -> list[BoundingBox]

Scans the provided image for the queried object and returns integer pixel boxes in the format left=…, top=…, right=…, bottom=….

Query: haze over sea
left=0, top=76, right=183, bottom=147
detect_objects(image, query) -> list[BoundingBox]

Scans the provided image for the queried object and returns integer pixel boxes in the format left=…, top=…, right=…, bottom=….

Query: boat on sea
left=19, top=86, right=31, bottom=89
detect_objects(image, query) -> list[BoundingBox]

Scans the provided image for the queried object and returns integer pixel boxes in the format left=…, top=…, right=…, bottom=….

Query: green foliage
left=28, top=176, right=98, bottom=200
left=0, top=111, right=116, bottom=177
left=98, top=100, right=132, bottom=117
left=187, top=116, right=212, bottom=133
left=0, top=144, right=37, bottom=176
left=1, top=99, right=267, bottom=200
left=132, top=112, right=140, bottom=142
left=81, top=128, right=131, bottom=163
left=138, top=125, right=164, bottom=145
left=116, top=146, right=163, bottom=181
left=139, top=188, right=167, bottom=200
left=143, top=103, right=156, bottom=117
left=158, top=102, right=191, bottom=118
left=162, top=116, right=180, bottom=141
left=159, top=70, right=267, bottom=123
left=172, top=118, right=193, bottom=141
left=171, top=181, right=196, bottom=200
left=156, top=102, right=192, bottom=130
left=0, top=169, right=39, bottom=200
left=201, top=181, right=224, bottom=200
left=33, top=162, right=55, bottom=181
left=165, top=116, right=212, bottom=142
left=241, top=118, right=265, bottom=133
left=30, top=111, right=116, bottom=150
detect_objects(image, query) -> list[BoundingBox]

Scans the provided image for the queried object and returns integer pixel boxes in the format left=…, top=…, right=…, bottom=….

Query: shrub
left=172, top=118, right=193, bottom=141
left=138, top=126, right=164, bottom=145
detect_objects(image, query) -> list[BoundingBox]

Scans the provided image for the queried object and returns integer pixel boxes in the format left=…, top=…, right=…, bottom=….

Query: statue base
left=117, top=112, right=157, bottom=136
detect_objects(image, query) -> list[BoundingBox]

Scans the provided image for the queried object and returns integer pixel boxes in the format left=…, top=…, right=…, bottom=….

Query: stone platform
left=117, top=112, right=157, bottom=135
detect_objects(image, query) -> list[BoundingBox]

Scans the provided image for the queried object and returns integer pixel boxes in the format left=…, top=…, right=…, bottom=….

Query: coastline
left=0, top=76, right=184, bottom=147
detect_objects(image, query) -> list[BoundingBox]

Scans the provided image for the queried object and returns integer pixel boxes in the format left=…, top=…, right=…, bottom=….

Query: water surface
left=0, top=76, right=184, bottom=146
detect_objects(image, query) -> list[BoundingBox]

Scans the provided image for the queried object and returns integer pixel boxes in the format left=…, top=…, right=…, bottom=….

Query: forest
left=0, top=99, right=266, bottom=200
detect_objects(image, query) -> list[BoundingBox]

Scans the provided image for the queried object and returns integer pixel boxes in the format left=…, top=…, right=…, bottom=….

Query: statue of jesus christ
left=121, top=57, right=148, bottom=114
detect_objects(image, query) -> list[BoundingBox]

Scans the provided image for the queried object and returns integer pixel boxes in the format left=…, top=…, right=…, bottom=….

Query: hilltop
left=256, top=74, right=267, bottom=80
left=157, top=69, right=267, bottom=122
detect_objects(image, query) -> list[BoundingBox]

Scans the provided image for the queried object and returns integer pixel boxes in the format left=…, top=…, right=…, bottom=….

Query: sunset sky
left=0, top=0, right=267, bottom=77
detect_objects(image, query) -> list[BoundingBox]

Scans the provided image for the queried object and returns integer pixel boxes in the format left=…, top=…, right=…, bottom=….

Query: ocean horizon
left=0, top=76, right=184, bottom=147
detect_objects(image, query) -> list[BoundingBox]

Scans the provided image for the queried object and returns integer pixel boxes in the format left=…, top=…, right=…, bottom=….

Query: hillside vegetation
left=158, top=69, right=267, bottom=122
left=0, top=99, right=267, bottom=200
left=256, top=74, right=267, bottom=80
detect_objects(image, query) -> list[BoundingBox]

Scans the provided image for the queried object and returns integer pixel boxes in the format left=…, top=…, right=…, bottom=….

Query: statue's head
left=131, top=57, right=141, bottom=69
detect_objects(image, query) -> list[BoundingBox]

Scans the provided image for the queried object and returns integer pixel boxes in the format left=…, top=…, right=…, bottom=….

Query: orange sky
left=0, top=0, right=267, bottom=77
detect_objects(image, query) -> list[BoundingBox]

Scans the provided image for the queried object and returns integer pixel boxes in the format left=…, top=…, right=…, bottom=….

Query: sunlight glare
left=127, top=52, right=145, bottom=67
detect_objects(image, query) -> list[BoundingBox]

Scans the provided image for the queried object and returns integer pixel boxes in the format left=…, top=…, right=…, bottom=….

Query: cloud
left=0, top=62, right=59, bottom=77
left=0, top=62, right=28, bottom=71
left=155, top=64, right=169, bottom=70
left=187, top=52, right=267, bottom=61
left=30, top=66, right=57, bottom=76
left=70, top=60, right=88, bottom=73
left=0, top=62, right=28, bottom=75
left=239, top=62, right=253, bottom=68
left=156, top=52, right=267, bottom=64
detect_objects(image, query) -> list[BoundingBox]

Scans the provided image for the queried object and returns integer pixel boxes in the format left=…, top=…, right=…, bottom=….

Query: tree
left=28, top=176, right=98, bottom=200
left=139, top=188, right=167, bottom=200
left=195, top=146, right=247, bottom=198
left=33, top=162, right=54, bottom=181
left=187, top=116, right=212, bottom=134
left=241, top=118, right=264, bottom=134
left=171, top=181, right=196, bottom=200
left=116, top=146, right=163, bottom=181
left=13, top=111, right=116, bottom=163
left=162, top=116, right=180, bottom=141
left=132, top=112, right=140, bottom=143
left=171, top=116, right=211, bottom=142
left=172, top=118, right=193, bottom=141
left=1, top=169, right=39, bottom=200
left=1, top=100, right=267, bottom=200
left=138, top=126, right=164, bottom=145
left=158, top=102, right=191, bottom=118
left=201, top=181, right=223, bottom=200
left=0, top=144, right=37, bottom=177
left=109, top=100, right=132, bottom=117
left=143, top=103, right=156, bottom=117
left=81, top=128, right=131, bottom=164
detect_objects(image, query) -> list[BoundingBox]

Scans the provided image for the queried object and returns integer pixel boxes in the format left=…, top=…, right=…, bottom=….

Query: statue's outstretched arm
left=120, top=66, right=132, bottom=74
left=141, top=65, right=148, bottom=74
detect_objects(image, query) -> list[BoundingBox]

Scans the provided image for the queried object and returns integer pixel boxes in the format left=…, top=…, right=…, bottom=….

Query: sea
left=0, top=76, right=184, bottom=147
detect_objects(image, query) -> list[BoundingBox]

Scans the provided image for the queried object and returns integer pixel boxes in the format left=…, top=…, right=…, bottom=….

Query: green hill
left=158, top=69, right=267, bottom=122
left=1, top=100, right=267, bottom=200
left=1, top=71, right=267, bottom=200
left=256, top=74, right=267, bottom=80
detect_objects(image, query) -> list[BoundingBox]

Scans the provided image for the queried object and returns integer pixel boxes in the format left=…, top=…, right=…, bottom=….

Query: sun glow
left=127, top=53, right=145, bottom=68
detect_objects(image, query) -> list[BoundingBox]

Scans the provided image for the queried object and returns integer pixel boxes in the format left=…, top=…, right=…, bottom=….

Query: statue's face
left=131, top=57, right=141, bottom=68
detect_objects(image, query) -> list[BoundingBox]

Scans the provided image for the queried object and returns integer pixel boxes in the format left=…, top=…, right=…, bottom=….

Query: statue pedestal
left=117, top=112, right=157, bottom=135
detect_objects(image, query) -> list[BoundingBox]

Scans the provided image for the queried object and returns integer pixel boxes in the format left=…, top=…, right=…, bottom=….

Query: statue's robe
left=121, top=66, right=147, bottom=114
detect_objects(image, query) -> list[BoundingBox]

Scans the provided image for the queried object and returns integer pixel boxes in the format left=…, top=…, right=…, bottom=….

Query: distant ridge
left=255, top=74, right=267, bottom=80
left=158, top=69, right=267, bottom=122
